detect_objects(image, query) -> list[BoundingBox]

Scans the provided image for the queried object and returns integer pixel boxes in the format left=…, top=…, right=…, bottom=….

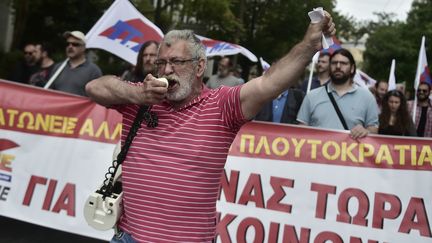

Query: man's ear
left=196, top=58, right=206, bottom=78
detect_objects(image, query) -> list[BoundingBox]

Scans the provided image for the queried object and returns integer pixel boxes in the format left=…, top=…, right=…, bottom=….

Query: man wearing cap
left=50, top=30, right=102, bottom=96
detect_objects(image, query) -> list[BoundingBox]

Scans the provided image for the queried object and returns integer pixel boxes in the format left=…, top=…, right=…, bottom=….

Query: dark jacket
left=255, top=88, right=305, bottom=124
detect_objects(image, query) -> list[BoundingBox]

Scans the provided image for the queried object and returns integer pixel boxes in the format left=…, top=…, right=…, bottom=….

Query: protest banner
left=0, top=80, right=121, bottom=240
left=2, top=80, right=432, bottom=242
left=216, top=122, right=432, bottom=243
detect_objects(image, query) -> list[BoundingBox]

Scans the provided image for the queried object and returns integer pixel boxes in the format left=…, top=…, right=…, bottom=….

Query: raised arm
left=240, top=12, right=335, bottom=120
left=85, top=74, right=167, bottom=107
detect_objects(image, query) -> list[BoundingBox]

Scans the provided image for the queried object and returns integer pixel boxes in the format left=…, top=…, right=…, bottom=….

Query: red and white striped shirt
left=116, top=85, right=246, bottom=242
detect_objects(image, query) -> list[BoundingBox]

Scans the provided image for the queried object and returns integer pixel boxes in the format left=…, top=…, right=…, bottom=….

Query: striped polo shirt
left=116, top=85, right=247, bottom=242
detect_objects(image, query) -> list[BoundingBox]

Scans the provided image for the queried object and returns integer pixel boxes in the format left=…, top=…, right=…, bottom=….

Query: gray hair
left=161, top=30, right=207, bottom=61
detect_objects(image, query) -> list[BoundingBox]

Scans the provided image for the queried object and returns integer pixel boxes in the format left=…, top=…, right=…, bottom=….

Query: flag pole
left=412, top=36, right=426, bottom=121
left=306, top=52, right=320, bottom=93
left=43, top=59, right=69, bottom=89
left=388, top=59, right=396, bottom=91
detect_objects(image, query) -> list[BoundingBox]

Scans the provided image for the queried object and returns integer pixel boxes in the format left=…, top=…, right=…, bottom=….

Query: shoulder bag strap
left=326, top=84, right=349, bottom=130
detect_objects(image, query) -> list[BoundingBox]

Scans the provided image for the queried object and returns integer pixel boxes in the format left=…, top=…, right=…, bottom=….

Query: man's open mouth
left=167, top=78, right=178, bottom=89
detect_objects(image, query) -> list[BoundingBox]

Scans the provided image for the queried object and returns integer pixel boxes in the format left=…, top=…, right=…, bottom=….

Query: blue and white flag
left=197, top=35, right=258, bottom=62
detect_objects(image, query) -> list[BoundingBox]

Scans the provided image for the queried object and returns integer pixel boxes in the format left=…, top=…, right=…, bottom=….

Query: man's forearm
left=85, top=75, right=138, bottom=106
left=263, top=41, right=316, bottom=96
left=240, top=41, right=316, bottom=119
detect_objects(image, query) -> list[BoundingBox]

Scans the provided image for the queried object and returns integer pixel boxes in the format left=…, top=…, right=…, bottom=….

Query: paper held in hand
left=308, top=7, right=334, bottom=49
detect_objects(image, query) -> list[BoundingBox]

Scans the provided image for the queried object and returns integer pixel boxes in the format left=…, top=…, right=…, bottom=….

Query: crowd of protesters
left=2, top=17, right=432, bottom=243
left=3, top=29, right=432, bottom=141
left=6, top=30, right=102, bottom=97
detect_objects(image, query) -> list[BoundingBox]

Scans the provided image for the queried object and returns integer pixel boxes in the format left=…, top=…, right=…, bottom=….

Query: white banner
left=0, top=80, right=122, bottom=240
left=3, top=80, right=432, bottom=242
left=216, top=122, right=432, bottom=243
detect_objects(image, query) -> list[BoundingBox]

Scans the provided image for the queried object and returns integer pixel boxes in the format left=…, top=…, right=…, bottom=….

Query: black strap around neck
left=116, top=106, right=153, bottom=163
left=99, top=105, right=158, bottom=197
left=326, top=84, right=349, bottom=130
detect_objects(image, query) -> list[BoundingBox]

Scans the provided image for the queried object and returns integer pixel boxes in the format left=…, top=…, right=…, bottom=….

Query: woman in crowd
left=378, top=90, right=417, bottom=136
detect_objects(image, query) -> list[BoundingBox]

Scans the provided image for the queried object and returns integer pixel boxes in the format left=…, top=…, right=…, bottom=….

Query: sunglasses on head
left=388, top=90, right=404, bottom=97
left=67, top=42, right=83, bottom=47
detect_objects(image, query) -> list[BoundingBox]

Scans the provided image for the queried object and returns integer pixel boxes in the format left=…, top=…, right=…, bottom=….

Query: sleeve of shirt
left=205, top=76, right=216, bottom=89
left=296, top=94, right=311, bottom=125
left=364, top=94, right=379, bottom=127
left=91, top=64, right=103, bottom=79
left=218, top=85, right=248, bottom=131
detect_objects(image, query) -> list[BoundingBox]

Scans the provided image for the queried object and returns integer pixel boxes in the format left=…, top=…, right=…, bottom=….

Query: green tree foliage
left=5, top=0, right=341, bottom=77
left=363, top=14, right=413, bottom=84
left=239, top=0, right=336, bottom=63
left=148, top=0, right=337, bottom=64
left=363, top=0, right=432, bottom=93
left=11, top=0, right=112, bottom=50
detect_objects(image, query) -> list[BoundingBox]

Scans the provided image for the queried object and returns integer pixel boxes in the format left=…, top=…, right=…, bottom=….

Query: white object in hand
left=307, top=7, right=333, bottom=49
left=157, top=77, right=169, bottom=87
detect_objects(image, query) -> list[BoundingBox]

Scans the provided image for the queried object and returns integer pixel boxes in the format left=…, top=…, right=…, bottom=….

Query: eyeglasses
left=24, top=52, right=33, bottom=55
left=67, top=42, right=83, bottom=47
left=417, top=89, right=430, bottom=93
left=330, top=61, right=350, bottom=66
left=154, top=58, right=198, bottom=69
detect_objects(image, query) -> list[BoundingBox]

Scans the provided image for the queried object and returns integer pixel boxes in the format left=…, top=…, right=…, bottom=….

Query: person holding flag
left=49, top=31, right=102, bottom=96
left=300, top=51, right=331, bottom=93
left=408, top=81, right=432, bottom=137
left=85, top=11, right=335, bottom=243
left=407, top=36, right=432, bottom=137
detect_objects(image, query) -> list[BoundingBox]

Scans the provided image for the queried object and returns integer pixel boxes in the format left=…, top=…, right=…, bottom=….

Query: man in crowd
left=301, top=52, right=331, bottom=93
left=85, top=13, right=335, bottom=242
left=9, top=43, right=41, bottom=84
left=408, top=81, right=432, bottom=137
left=231, top=64, right=245, bottom=83
left=254, top=88, right=305, bottom=124
left=297, top=48, right=378, bottom=139
left=50, top=30, right=102, bottom=96
left=370, top=80, right=389, bottom=111
left=121, top=40, right=159, bottom=82
left=29, top=43, right=55, bottom=87
left=206, top=56, right=243, bottom=88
